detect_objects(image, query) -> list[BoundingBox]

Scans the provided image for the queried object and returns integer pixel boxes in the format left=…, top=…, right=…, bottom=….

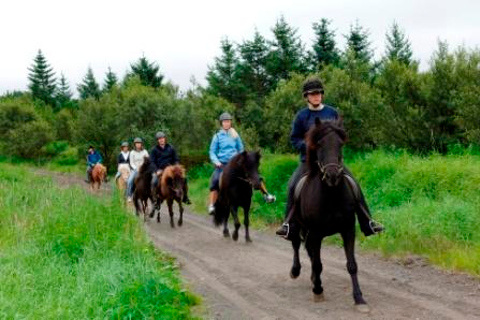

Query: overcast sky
left=1, top=0, right=479, bottom=95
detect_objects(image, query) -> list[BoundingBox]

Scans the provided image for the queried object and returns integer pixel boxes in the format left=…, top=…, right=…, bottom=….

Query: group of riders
left=85, top=77, right=384, bottom=239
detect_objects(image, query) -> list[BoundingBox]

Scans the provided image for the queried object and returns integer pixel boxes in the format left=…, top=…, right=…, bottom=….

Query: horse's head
left=234, top=151, right=262, bottom=189
left=118, top=164, right=131, bottom=181
left=306, top=118, right=347, bottom=187
left=162, top=165, right=186, bottom=199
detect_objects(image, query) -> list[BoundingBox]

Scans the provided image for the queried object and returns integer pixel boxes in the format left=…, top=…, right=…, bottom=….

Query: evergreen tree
left=267, top=16, right=308, bottom=86
left=385, top=22, right=413, bottom=66
left=55, top=73, right=73, bottom=110
left=103, top=67, right=118, bottom=92
left=238, top=30, right=271, bottom=102
left=77, top=67, right=101, bottom=100
left=344, top=21, right=373, bottom=65
left=27, top=50, right=57, bottom=106
left=129, top=57, right=163, bottom=88
left=206, top=38, right=246, bottom=106
left=311, top=18, right=340, bottom=69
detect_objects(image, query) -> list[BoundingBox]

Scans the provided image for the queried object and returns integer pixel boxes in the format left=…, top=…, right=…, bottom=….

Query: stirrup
left=276, top=223, right=290, bottom=239
left=369, top=220, right=384, bottom=234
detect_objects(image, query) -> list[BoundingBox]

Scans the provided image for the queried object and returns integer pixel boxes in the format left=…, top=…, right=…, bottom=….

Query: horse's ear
left=255, top=150, right=261, bottom=160
left=337, top=116, right=344, bottom=127
left=314, top=117, right=321, bottom=127
left=236, top=151, right=247, bottom=166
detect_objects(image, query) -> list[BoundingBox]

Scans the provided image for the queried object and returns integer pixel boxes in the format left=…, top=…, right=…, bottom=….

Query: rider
left=115, top=141, right=130, bottom=181
left=208, top=112, right=275, bottom=215
left=127, top=137, right=149, bottom=202
left=275, top=77, right=384, bottom=238
left=150, top=131, right=191, bottom=204
left=85, top=145, right=103, bottom=183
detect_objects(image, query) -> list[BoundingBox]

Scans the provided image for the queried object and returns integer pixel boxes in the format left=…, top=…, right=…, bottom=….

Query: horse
left=133, top=156, right=153, bottom=221
left=212, top=150, right=266, bottom=242
left=289, top=117, right=370, bottom=313
left=151, top=164, right=186, bottom=227
left=90, top=163, right=107, bottom=190
left=116, top=163, right=131, bottom=193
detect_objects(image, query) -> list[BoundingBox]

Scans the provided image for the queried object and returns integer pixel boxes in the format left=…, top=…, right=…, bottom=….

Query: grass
left=188, top=150, right=480, bottom=276
left=0, top=163, right=200, bottom=319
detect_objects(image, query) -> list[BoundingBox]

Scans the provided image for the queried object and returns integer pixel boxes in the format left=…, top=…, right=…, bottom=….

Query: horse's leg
left=306, top=235, right=324, bottom=301
left=222, top=210, right=230, bottom=238
left=243, top=203, right=252, bottom=243
left=340, top=230, right=369, bottom=312
left=231, top=206, right=241, bottom=242
left=167, top=199, right=175, bottom=228
left=156, top=200, right=162, bottom=223
left=290, top=230, right=302, bottom=279
left=178, top=200, right=184, bottom=227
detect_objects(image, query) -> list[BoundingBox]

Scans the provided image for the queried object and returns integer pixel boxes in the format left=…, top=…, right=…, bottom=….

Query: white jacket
left=129, top=149, right=149, bottom=170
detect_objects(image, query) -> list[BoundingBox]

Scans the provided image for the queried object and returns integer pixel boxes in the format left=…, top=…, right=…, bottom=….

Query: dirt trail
left=42, top=170, right=480, bottom=320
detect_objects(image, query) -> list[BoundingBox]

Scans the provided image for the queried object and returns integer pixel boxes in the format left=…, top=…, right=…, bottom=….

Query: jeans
left=127, top=169, right=138, bottom=198
left=209, top=167, right=223, bottom=191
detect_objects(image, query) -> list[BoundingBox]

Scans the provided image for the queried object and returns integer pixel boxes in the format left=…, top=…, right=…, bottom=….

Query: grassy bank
left=188, top=150, right=480, bottom=275
left=0, top=163, right=199, bottom=319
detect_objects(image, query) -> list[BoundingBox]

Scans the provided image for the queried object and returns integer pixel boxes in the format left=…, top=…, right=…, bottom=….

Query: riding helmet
left=302, top=78, right=324, bottom=97
left=155, top=131, right=166, bottom=139
left=219, top=112, right=233, bottom=122
left=121, top=141, right=129, bottom=147
left=133, top=137, right=143, bottom=144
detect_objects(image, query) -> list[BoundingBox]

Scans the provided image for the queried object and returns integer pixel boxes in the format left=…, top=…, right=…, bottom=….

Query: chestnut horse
left=151, top=164, right=186, bottom=228
left=91, top=164, right=107, bottom=190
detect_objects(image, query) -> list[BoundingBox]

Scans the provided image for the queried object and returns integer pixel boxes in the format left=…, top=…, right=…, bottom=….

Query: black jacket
left=117, top=152, right=130, bottom=166
left=150, top=144, right=179, bottom=171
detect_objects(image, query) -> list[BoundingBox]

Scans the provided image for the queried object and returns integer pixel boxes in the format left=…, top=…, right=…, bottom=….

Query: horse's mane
left=306, top=119, right=347, bottom=169
left=138, top=156, right=152, bottom=176
left=161, top=165, right=186, bottom=185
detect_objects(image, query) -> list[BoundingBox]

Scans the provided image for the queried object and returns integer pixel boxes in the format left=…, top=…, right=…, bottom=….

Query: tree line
left=1, top=17, right=479, bottom=170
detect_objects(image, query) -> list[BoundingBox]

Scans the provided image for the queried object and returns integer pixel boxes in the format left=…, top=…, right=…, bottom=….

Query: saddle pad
left=294, top=174, right=308, bottom=201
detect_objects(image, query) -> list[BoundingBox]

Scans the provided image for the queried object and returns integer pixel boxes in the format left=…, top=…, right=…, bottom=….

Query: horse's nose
left=325, top=169, right=341, bottom=187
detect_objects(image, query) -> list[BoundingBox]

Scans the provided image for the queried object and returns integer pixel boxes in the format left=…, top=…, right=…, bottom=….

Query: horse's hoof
left=290, top=268, right=301, bottom=279
left=245, top=237, right=252, bottom=243
left=223, top=230, right=230, bottom=238
left=313, top=293, right=325, bottom=302
left=232, top=231, right=239, bottom=241
left=178, top=220, right=183, bottom=227
left=355, top=304, right=370, bottom=313
left=170, top=221, right=175, bottom=228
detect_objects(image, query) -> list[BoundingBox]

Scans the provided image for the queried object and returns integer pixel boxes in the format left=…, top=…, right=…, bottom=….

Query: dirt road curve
left=145, top=211, right=480, bottom=320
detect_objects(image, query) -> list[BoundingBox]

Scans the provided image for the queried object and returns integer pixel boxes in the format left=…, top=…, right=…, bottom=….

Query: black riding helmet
left=303, top=78, right=324, bottom=97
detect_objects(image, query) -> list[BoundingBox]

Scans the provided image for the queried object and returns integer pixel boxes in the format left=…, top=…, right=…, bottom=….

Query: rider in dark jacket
left=276, top=78, right=384, bottom=239
left=149, top=131, right=191, bottom=204
left=85, top=146, right=103, bottom=183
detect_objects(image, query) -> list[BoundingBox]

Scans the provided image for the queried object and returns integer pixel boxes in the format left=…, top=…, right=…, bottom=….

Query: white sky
left=1, top=0, right=479, bottom=95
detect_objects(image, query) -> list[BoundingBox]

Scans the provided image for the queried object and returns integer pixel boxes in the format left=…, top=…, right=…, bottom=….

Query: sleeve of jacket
left=236, top=135, right=244, bottom=153
left=150, top=148, right=158, bottom=172
left=171, top=146, right=179, bottom=164
left=116, top=154, right=121, bottom=166
left=209, top=134, right=220, bottom=165
left=290, top=111, right=306, bottom=154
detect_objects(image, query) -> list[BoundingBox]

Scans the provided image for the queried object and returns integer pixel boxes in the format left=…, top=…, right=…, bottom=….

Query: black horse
left=290, top=118, right=370, bottom=313
left=133, top=157, right=153, bottom=221
left=212, top=151, right=264, bottom=242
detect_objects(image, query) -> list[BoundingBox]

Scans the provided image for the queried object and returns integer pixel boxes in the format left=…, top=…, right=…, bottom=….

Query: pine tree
left=385, top=22, right=413, bottom=66
left=28, top=50, right=57, bottom=105
left=238, top=30, right=272, bottom=101
left=55, top=73, right=73, bottom=110
left=77, top=67, right=101, bottom=100
left=103, top=67, right=118, bottom=92
left=206, top=37, right=246, bottom=106
left=311, top=18, right=340, bottom=69
left=267, top=16, right=307, bottom=86
left=344, top=21, right=373, bottom=65
left=129, top=57, right=163, bottom=88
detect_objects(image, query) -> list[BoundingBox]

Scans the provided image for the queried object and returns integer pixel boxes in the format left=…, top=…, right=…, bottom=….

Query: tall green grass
left=0, top=163, right=199, bottom=319
left=188, top=150, right=480, bottom=275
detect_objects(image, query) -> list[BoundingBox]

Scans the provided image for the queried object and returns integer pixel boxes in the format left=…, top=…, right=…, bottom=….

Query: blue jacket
left=209, top=129, right=244, bottom=165
left=291, top=105, right=339, bottom=162
left=87, top=151, right=102, bottom=167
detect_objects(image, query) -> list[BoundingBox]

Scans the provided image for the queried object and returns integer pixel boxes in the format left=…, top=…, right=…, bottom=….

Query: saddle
left=293, top=173, right=361, bottom=202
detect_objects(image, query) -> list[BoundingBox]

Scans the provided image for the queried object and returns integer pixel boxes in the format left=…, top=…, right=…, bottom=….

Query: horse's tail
left=212, top=200, right=229, bottom=226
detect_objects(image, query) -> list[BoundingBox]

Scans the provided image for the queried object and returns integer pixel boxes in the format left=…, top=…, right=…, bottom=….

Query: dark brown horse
left=213, top=151, right=266, bottom=242
left=90, top=164, right=107, bottom=190
left=290, top=118, right=370, bottom=313
left=133, top=157, right=153, bottom=221
left=151, top=164, right=186, bottom=227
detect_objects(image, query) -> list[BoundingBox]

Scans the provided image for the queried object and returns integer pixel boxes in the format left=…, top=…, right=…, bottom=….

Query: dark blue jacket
left=291, top=105, right=339, bottom=162
left=150, top=144, right=179, bottom=171
left=87, top=151, right=102, bottom=167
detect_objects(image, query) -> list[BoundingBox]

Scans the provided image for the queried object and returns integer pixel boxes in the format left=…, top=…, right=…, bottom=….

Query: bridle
left=316, top=160, right=344, bottom=182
